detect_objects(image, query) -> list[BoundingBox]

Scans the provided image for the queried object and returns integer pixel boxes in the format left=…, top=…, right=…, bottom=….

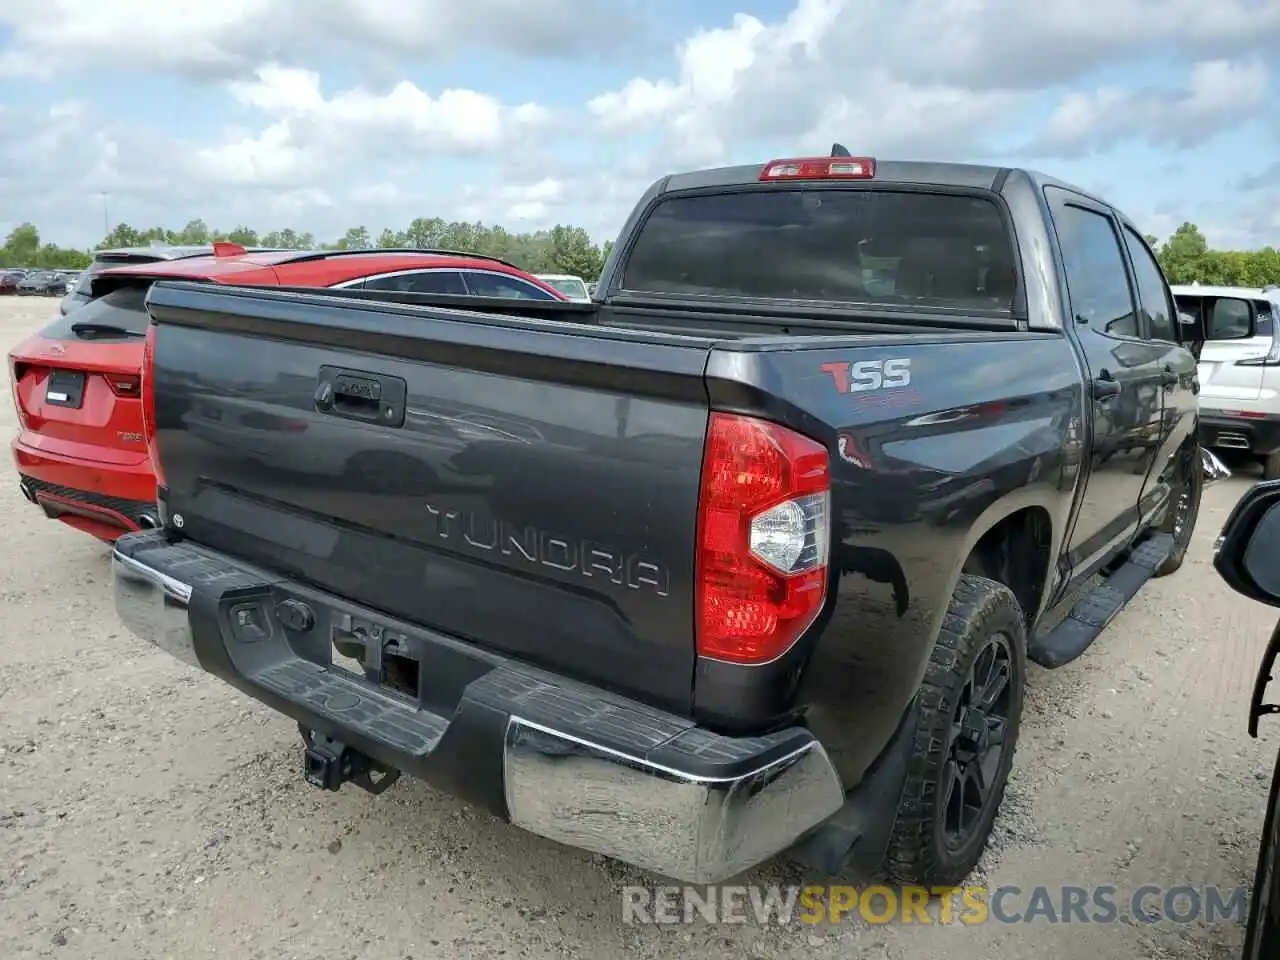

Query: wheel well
left=961, top=507, right=1053, bottom=629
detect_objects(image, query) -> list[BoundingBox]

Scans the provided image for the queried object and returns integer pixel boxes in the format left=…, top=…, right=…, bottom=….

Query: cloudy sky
left=1, top=0, right=1278, bottom=251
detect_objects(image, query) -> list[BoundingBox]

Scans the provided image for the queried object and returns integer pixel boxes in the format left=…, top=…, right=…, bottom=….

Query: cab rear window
left=621, top=188, right=1017, bottom=312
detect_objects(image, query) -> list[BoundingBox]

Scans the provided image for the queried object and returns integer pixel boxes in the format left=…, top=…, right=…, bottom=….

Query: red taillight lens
left=759, top=157, right=875, bottom=181
left=9, top=357, right=28, bottom=428
left=695, top=413, right=831, bottom=665
left=141, top=325, right=164, bottom=487
left=105, top=373, right=141, bottom=396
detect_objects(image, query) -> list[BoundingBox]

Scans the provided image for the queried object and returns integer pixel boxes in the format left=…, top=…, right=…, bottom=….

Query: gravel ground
left=0, top=295, right=1274, bottom=960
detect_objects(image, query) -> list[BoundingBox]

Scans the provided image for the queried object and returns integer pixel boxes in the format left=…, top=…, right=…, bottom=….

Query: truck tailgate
left=145, top=283, right=710, bottom=712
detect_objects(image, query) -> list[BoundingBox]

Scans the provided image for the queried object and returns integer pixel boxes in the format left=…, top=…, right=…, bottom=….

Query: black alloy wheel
left=942, top=632, right=1014, bottom=848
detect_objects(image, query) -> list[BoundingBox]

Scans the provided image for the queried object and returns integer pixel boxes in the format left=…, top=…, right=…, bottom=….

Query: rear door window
left=461, top=271, right=557, bottom=300
left=365, top=270, right=468, bottom=294
left=620, top=188, right=1017, bottom=311
left=39, top=284, right=153, bottom=340
left=1120, top=227, right=1176, bottom=342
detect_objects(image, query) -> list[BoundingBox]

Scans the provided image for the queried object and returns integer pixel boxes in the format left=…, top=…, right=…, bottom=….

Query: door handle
left=1160, top=365, right=1180, bottom=389
left=1091, top=370, right=1120, bottom=401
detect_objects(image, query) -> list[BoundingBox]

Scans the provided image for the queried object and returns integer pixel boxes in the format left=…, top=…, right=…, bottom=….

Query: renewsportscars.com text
left=621, top=884, right=1250, bottom=926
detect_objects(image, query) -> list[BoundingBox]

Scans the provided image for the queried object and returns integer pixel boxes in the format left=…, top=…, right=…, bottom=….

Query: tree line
left=2, top=217, right=1276, bottom=288
left=0, top=218, right=614, bottom=280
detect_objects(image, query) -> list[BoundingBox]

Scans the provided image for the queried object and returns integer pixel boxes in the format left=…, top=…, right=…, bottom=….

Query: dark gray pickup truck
left=111, top=150, right=1220, bottom=887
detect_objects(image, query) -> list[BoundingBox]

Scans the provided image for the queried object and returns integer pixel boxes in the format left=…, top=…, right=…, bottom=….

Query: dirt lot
left=0, top=295, right=1274, bottom=959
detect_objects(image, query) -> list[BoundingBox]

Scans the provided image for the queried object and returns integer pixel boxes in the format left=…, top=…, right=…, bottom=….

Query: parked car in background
left=534, top=273, right=592, bottom=301
left=9, top=244, right=566, bottom=542
left=44, top=273, right=72, bottom=297
left=58, top=245, right=288, bottom=316
left=16, top=271, right=60, bottom=296
left=586, top=280, right=598, bottom=297
left=0, top=271, right=23, bottom=295
left=1173, top=284, right=1280, bottom=477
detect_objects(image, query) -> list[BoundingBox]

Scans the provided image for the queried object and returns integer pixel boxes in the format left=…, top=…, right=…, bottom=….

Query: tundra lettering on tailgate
left=423, top=503, right=670, bottom=596
left=820, top=358, right=912, bottom=393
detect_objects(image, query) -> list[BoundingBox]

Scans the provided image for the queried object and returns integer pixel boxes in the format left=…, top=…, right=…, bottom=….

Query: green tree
left=334, top=226, right=372, bottom=250
left=376, top=227, right=406, bottom=248
left=2, top=223, right=41, bottom=266
left=225, top=225, right=260, bottom=246
left=1158, top=222, right=1210, bottom=284
left=97, top=223, right=148, bottom=249
left=176, top=218, right=211, bottom=245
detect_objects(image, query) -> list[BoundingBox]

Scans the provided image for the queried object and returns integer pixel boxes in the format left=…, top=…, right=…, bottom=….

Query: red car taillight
left=695, top=412, right=831, bottom=665
left=141, top=325, right=164, bottom=487
left=105, top=373, right=141, bottom=397
left=8, top=357, right=28, bottom=428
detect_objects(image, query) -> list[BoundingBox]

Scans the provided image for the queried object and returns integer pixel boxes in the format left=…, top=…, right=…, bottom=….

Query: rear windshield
left=621, top=189, right=1016, bottom=311
left=40, top=284, right=152, bottom=340
left=70, top=255, right=164, bottom=298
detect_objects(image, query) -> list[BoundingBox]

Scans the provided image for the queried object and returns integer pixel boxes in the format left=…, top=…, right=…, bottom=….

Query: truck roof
left=1170, top=283, right=1275, bottom=300
left=658, top=158, right=1105, bottom=206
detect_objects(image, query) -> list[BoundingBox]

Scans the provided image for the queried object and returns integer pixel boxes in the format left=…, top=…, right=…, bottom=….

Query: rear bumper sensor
left=111, top=530, right=846, bottom=884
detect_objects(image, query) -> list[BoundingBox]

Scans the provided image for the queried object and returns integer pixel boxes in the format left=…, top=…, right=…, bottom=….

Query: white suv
left=1175, top=284, right=1280, bottom=477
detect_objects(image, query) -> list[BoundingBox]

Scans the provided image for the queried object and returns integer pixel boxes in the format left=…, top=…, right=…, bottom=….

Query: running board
left=1028, top=533, right=1173, bottom=669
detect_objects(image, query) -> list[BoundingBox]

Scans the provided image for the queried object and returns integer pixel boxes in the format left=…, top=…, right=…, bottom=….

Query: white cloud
left=0, top=0, right=640, bottom=79
left=2, top=0, right=1278, bottom=251
left=588, top=0, right=1278, bottom=165
left=1028, top=59, right=1271, bottom=157
left=189, top=65, right=550, bottom=187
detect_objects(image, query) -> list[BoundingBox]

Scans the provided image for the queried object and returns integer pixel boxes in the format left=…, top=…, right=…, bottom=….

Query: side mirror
left=1215, top=480, right=1280, bottom=737
left=1205, top=296, right=1254, bottom=341
left=1214, top=480, right=1280, bottom=607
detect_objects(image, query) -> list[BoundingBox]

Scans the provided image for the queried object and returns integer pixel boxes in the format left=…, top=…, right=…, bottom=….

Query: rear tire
left=1153, top=443, right=1203, bottom=578
left=1264, top=452, right=1280, bottom=481
left=883, top=575, right=1026, bottom=887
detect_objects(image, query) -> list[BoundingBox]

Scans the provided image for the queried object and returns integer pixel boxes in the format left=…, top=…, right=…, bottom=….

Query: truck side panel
left=695, top=332, right=1083, bottom=783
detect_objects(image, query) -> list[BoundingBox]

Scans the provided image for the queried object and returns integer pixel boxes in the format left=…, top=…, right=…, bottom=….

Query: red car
left=9, top=245, right=566, bottom=541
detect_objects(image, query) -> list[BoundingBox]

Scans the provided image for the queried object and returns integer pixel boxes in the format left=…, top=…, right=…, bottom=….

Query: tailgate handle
left=315, top=366, right=407, bottom=427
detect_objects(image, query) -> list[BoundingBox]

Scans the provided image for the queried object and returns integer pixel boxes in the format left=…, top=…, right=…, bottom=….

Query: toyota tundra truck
left=108, top=149, right=1213, bottom=887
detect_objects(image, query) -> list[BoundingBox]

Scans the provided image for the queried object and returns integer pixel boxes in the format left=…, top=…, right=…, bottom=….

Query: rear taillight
left=1236, top=337, right=1280, bottom=367
left=9, top=357, right=27, bottom=428
left=141, top=325, right=164, bottom=487
left=105, top=373, right=141, bottom=396
left=695, top=413, right=831, bottom=665
left=759, top=156, right=875, bottom=181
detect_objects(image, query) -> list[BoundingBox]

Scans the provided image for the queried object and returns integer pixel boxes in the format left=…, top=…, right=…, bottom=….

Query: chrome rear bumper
left=112, top=542, right=846, bottom=882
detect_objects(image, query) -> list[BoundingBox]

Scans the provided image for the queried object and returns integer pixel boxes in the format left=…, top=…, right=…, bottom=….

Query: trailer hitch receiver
left=299, top=726, right=401, bottom=795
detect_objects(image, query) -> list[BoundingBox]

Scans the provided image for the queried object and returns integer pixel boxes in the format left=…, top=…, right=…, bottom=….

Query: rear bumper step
left=111, top=531, right=845, bottom=883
